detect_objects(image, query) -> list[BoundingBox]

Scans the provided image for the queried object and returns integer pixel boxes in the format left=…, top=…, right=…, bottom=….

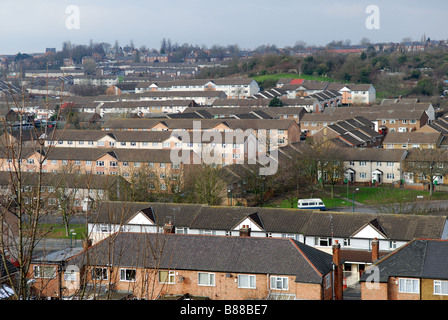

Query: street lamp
left=352, top=188, right=359, bottom=212
left=70, top=229, right=76, bottom=248
left=228, top=187, right=233, bottom=206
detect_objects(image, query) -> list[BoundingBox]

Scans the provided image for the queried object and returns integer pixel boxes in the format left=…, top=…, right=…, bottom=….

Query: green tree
left=416, top=78, right=435, bottom=96
left=269, top=97, right=283, bottom=107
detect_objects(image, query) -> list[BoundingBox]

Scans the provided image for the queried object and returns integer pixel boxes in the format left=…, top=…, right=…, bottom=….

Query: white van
left=297, top=198, right=326, bottom=211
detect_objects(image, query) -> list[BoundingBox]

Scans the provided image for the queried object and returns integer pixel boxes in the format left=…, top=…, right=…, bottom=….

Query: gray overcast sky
left=1, top=0, right=447, bottom=54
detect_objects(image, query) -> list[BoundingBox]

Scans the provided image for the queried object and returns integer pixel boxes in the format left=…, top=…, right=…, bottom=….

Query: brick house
left=312, top=117, right=383, bottom=148
left=360, top=239, right=448, bottom=300
left=0, top=147, right=197, bottom=194
left=383, top=132, right=443, bottom=149
left=101, top=118, right=302, bottom=149
left=57, top=232, right=341, bottom=300
left=85, top=201, right=448, bottom=288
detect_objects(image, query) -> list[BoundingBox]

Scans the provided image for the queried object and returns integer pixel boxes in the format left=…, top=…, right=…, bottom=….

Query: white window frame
left=434, top=280, right=448, bottom=295
left=270, top=276, right=289, bottom=290
left=92, top=267, right=108, bottom=281
left=158, top=270, right=176, bottom=284
left=120, top=268, right=136, bottom=282
left=238, top=274, right=256, bottom=289
left=398, top=278, right=419, bottom=294
left=198, top=272, right=215, bottom=286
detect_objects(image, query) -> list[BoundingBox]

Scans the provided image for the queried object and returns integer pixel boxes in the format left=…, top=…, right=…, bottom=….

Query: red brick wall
left=80, top=267, right=328, bottom=300
left=361, top=282, right=388, bottom=300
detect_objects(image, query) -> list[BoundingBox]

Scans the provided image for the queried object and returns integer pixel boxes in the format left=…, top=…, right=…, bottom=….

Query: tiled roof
left=89, top=202, right=447, bottom=241
left=69, top=232, right=333, bottom=284
left=361, top=239, right=448, bottom=282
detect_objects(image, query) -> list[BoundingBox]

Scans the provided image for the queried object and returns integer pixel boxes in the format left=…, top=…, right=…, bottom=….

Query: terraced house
left=45, top=129, right=255, bottom=166
left=360, top=239, right=448, bottom=300
left=101, top=118, right=301, bottom=149
left=31, top=232, right=340, bottom=300
left=0, top=147, right=197, bottom=193
left=84, top=201, right=448, bottom=288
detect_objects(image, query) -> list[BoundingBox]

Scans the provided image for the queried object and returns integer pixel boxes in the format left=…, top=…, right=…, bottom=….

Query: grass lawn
left=39, top=224, right=87, bottom=239
left=252, top=73, right=336, bottom=85
left=264, top=184, right=448, bottom=209
left=333, top=185, right=448, bottom=205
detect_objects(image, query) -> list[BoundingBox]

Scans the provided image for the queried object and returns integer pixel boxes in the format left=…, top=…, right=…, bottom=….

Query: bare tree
left=402, top=148, right=448, bottom=196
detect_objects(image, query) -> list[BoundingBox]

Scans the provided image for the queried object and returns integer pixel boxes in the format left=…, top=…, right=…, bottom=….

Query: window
left=238, top=275, right=256, bottom=289
left=198, top=272, right=215, bottom=286
left=176, top=227, right=188, bottom=234
left=316, top=237, right=331, bottom=247
left=387, top=173, right=394, bottom=180
left=120, top=269, right=136, bottom=282
left=387, top=162, right=394, bottom=167
left=398, top=278, right=419, bottom=294
left=158, top=271, right=175, bottom=284
left=98, top=141, right=105, bottom=146
left=92, top=268, right=108, bottom=280
left=96, top=160, right=104, bottom=167
left=434, top=280, right=448, bottom=295
left=359, top=172, right=367, bottom=179
left=110, top=161, right=118, bottom=167
left=359, top=161, right=366, bottom=167
left=33, top=265, right=56, bottom=279
left=389, top=241, right=397, bottom=249
left=270, top=276, right=288, bottom=290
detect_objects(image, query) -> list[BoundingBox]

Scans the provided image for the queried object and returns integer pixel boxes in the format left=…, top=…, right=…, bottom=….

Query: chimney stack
left=371, top=238, right=379, bottom=262
left=163, top=220, right=175, bottom=234
left=239, top=225, right=251, bottom=237
left=332, top=240, right=343, bottom=300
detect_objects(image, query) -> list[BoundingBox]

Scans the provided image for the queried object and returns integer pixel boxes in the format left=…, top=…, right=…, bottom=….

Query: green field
left=275, top=196, right=350, bottom=209
left=38, top=224, right=87, bottom=239
left=333, top=186, right=448, bottom=205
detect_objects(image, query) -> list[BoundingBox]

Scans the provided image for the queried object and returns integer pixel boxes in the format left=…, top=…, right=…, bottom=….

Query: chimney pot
left=163, top=221, right=175, bottom=234
left=239, top=226, right=251, bottom=237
